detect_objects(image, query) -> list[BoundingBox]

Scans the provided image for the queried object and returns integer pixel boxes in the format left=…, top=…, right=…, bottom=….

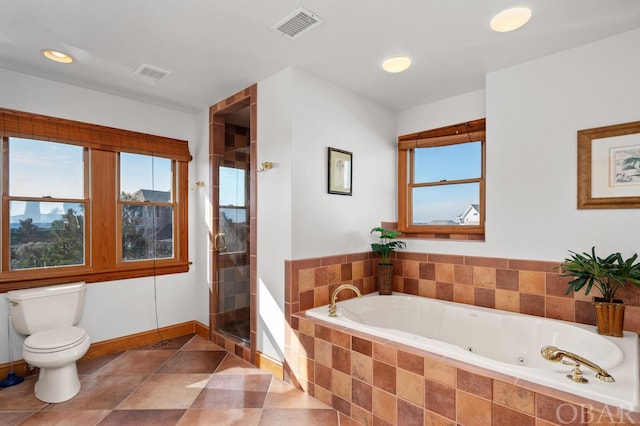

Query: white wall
left=396, top=28, right=640, bottom=262
left=192, top=109, right=212, bottom=327
left=257, top=67, right=294, bottom=359
left=290, top=69, right=397, bottom=259
left=0, top=68, right=202, bottom=364
left=255, top=67, right=396, bottom=360
left=397, top=89, right=486, bottom=136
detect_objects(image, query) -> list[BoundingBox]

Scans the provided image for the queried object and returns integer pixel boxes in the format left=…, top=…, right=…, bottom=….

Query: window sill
left=0, top=262, right=191, bottom=292
left=387, top=221, right=485, bottom=242
left=402, top=232, right=485, bottom=241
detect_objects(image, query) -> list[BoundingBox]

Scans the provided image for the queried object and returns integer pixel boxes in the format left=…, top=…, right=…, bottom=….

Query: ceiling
left=2, top=1, right=640, bottom=115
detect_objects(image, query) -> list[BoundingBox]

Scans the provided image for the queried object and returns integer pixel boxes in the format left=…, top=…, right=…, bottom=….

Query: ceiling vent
left=271, top=7, right=323, bottom=39
left=134, top=63, right=171, bottom=82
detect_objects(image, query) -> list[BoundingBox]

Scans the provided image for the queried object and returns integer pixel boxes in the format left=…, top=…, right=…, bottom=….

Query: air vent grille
left=271, top=7, right=323, bottom=39
left=134, top=63, right=171, bottom=82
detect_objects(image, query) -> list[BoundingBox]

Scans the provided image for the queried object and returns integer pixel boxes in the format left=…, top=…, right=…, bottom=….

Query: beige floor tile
left=44, top=375, right=147, bottom=411
left=263, top=379, right=330, bottom=409
left=117, top=374, right=211, bottom=409
left=178, top=408, right=263, bottom=425
left=96, top=350, right=176, bottom=376
left=258, top=408, right=339, bottom=425
left=215, top=353, right=266, bottom=374
left=0, top=376, right=47, bottom=411
left=156, top=350, right=227, bottom=374
left=98, top=409, right=185, bottom=425
left=0, top=411, right=35, bottom=426
left=181, top=335, right=226, bottom=352
left=19, top=409, right=110, bottom=425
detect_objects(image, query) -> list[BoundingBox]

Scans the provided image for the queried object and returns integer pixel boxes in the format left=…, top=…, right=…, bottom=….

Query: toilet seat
left=24, top=326, right=88, bottom=354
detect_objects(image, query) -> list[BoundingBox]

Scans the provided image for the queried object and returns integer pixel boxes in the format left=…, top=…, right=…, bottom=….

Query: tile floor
left=0, top=334, right=346, bottom=425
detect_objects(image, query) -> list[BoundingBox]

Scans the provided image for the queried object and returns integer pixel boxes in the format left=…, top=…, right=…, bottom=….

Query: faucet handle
left=328, top=304, right=337, bottom=317
left=567, top=362, right=588, bottom=384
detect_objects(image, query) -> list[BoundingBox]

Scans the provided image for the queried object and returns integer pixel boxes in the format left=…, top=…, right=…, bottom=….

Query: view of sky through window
left=120, top=153, right=172, bottom=196
left=219, top=167, right=246, bottom=208
left=413, top=141, right=481, bottom=224
left=9, top=138, right=83, bottom=198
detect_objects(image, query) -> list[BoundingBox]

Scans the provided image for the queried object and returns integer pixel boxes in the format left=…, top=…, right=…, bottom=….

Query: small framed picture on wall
left=328, top=147, right=352, bottom=195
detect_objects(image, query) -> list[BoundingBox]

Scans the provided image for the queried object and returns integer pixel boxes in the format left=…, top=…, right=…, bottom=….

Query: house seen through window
left=120, top=153, right=175, bottom=262
left=398, top=118, right=486, bottom=240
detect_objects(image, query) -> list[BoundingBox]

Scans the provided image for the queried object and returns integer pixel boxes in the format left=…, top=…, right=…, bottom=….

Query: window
left=1, top=108, right=191, bottom=290
left=119, top=153, right=175, bottom=262
left=7, top=138, right=86, bottom=270
left=398, top=119, right=485, bottom=240
left=218, top=166, right=247, bottom=253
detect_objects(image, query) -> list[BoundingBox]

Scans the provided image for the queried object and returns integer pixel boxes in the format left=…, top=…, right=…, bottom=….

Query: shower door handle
left=213, top=233, right=227, bottom=252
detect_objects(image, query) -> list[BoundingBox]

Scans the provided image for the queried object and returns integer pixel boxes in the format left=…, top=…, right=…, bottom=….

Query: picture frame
left=577, top=120, right=640, bottom=209
left=328, top=147, right=352, bottom=195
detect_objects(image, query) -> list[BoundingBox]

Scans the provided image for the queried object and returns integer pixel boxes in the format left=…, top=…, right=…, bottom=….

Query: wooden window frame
left=0, top=108, right=191, bottom=291
left=397, top=118, right=486, bottom=240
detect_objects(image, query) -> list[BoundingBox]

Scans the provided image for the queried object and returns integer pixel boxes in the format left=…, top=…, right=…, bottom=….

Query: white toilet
left=6, top=282, right=90, bottom=403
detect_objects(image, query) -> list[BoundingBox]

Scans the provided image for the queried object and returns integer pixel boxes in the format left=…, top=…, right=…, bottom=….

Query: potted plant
left=560, top=247, right=640, bottom=337
left=370, top=227, right=406, bottom=295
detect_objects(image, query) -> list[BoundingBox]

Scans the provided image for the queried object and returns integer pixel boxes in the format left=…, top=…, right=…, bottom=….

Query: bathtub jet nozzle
left=541, top=345, right=615, bottom=383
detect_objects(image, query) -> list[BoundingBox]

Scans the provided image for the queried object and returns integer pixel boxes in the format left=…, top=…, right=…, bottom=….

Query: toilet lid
left=24, top=326, right=88, bottom=351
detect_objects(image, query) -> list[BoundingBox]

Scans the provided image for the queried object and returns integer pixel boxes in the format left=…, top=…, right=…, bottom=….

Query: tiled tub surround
left=305, top=293, right=639, bottom=414
left=284, top=252, right=640, bottom=425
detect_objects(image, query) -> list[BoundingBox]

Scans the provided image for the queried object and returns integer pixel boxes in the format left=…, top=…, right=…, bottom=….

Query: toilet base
left=34, top=362, right=81, bottom=403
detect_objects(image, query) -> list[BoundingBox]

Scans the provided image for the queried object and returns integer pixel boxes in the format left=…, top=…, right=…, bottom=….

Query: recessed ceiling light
left=41, top=49, right=74, bottom=64
left=382, top=56, right=411, bottom=73
left=490, top=7, right=532, bottom=32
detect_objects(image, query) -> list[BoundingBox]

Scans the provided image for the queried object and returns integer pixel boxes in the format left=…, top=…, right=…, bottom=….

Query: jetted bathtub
left=305, top=292, right=640, bottom=412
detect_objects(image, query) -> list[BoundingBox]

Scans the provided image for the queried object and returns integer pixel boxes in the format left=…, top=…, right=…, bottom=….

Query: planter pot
left=593, top=298, right=625, bottom=337
left=377, top=264, right=394, bottom=295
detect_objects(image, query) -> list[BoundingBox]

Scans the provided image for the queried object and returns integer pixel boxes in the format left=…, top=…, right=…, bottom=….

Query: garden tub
left=305, top=292, right=640, bottom=412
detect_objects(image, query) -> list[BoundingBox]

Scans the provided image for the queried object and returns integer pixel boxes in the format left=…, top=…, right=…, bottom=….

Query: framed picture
left=578, top=120, right=640, bottom=209
left=328, top=147, right=352, bottom=195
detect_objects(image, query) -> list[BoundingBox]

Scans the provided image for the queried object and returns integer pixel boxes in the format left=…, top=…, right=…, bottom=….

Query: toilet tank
left=6, top=282, right=86, bottom=335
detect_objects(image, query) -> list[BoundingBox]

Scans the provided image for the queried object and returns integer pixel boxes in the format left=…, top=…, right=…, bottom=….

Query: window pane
left=220, top=207, right=247, bottom=253
left=122, top=205, right=174, bottom=261
left=412, top=183, right=480, bottom=225
left=219, top=167, right=246, bottom=207
left=414, top=141, right=481, bottom=183
left=120, top=153, right=172, bottom=201
left=9, top=138, right=83, bottom=198
left=9, top=201, right=85, bottom=270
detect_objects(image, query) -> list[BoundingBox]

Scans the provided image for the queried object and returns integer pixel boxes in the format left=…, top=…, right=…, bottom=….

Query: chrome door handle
left=213, top=233, right=227, bottom=252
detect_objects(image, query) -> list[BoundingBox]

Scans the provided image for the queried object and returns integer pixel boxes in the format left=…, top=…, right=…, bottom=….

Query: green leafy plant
left=560, top=247, right=640, bottom=302
left=370, top=227, right=406, bottom=265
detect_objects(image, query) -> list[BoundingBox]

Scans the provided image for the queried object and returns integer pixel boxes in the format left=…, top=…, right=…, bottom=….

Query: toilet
left=6, top=282, right=90, bottom=403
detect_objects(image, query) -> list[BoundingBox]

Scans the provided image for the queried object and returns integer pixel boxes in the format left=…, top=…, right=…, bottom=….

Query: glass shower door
left=214, top=156, right=250, bottom=343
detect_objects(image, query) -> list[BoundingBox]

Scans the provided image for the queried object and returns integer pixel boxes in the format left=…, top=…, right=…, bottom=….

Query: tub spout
left=541, top=345, right=614, bottom=383
left=329, top=284, right=362, bottom=317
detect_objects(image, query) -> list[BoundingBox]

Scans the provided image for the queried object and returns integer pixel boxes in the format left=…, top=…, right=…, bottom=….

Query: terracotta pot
left=593, top=298, right=625, bottom=337
left=377, top=264, right=394, bottom=295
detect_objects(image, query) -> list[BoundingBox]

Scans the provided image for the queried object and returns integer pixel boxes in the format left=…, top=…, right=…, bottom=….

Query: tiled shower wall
left=209, top=86, right=257, bottom=363
left=283, top=251, right=640, bottom=425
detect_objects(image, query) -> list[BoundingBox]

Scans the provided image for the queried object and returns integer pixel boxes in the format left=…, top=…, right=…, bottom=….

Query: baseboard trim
left=0, top=320, right=210, bottom=380
left=256, top=351, right=284, bottom=380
